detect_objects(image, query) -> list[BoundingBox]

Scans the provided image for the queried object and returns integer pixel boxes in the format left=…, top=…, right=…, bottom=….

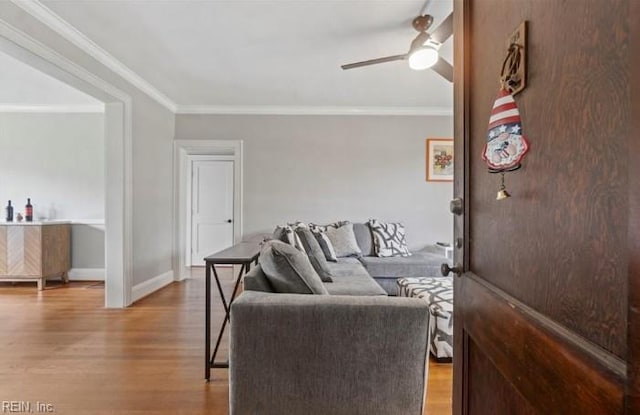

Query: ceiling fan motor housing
left=412, top=15, right=434, bottom=32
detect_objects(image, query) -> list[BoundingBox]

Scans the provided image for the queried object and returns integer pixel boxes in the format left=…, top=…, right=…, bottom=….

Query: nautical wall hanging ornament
left=482, top=43, right=530, bottom=200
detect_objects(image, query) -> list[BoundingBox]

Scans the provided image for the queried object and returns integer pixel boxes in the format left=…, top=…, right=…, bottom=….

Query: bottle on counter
left=25, top=198, right=33, bottom=222
left=5, top=200, right=13, bottom=222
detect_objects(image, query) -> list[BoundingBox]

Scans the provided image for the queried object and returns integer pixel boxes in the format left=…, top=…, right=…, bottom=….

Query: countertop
left=0, top=221, right=71, bottom=226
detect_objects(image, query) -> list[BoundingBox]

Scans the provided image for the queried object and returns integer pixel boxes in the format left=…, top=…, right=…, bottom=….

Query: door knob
left=227, top=219, right=233, bottom=223
left=450, top=198, right=463, bottom=215
left=441, top=263, right=463, bottom=276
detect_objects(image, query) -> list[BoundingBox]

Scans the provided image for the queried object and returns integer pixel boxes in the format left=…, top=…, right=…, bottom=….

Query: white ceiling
left=40, top=0, right=453, bottom=112
left=0, top=51, right=102, bottom=110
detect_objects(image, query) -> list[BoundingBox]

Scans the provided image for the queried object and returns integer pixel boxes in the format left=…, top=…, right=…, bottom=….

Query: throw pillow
left=324, top=222, right=362, bottom=258
left=258, top=240, right=329, bottom=295
left=368, top=219, right=412, bottom=257
left=309, top=221, right=348, bottom=232
left=309, top=228, right=338, bottom=262
left=273, top=223, right=307, bottom=253
left=295, top=228, right=333, bottom=282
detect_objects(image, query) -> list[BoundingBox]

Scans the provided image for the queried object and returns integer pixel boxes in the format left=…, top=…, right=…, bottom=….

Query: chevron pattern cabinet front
left=0, top=223, right=70, bottom=290
left=0, top=226, right=7, bottom=275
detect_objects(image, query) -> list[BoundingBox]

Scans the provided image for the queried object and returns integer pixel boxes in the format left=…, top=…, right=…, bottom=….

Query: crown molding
left=175, top=105, right=453, bottom=116
left=9, top=0, right=453, bottom=117
left=10, top=0, right=177, bottom=113
left=0, top=104, right=104, bottom=113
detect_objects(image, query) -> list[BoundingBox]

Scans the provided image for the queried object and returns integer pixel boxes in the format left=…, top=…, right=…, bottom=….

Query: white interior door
left=190, top=159, right=234, bottom=266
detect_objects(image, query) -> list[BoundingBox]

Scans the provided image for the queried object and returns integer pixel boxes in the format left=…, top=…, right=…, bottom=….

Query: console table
left=204, top=242, right=260, bottom=381
left=0, top=222, right=70, bottom=290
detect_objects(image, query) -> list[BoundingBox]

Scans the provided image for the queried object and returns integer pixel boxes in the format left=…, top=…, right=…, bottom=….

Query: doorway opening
left=174, top=140, right=243, bottom=280
left=0, top=24, right=133, bottom=307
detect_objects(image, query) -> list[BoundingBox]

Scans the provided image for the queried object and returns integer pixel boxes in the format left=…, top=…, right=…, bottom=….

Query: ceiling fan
left=341, top=10, right=453, bottom=82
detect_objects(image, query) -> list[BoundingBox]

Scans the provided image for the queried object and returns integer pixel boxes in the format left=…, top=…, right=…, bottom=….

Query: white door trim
left=0, top=18, right=133, bottom=307
left=185, top=155, right=235, bottom=267
left=174, top=140, right=243, bottom=280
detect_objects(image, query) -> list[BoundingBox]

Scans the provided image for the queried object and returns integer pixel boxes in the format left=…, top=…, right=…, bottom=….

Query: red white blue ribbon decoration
left=482, top=89, right=529, bottom=172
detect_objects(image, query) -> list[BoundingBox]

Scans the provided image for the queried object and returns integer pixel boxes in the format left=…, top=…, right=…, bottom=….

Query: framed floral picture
left=426, top=138, right=454, bottom=182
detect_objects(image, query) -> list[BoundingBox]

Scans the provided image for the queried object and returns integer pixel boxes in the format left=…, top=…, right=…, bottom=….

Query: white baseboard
left=175, top=268, right=189, bottom=282
left=131, top=270, right=174, bottom=303
left=68, top=268, right=105, bottom=281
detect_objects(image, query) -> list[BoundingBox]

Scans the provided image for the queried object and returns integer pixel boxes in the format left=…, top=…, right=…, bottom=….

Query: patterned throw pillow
left=368, top=219, right=412, bottom=258
left=309, top=221, right=347, bottom=232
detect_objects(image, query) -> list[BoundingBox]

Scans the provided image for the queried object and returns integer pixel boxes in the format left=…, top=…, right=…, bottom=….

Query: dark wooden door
left=450, top=0, right=637, bottom=413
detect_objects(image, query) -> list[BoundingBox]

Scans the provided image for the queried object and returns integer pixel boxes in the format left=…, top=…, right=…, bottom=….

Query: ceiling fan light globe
left=408, top=47, right=439, bottom=70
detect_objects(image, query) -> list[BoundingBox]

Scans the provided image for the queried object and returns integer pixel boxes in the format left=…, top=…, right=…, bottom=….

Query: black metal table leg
left=209, top=262, right=249, bottom=369
left=205, top=262, right=211, bottom=381
left=203, top=242, right=260, bottom=379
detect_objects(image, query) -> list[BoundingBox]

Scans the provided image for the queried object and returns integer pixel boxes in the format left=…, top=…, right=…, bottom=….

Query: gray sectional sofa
left=230, top=265, right=431, bottom=415
left=249, top=221, right=449, bottom=295
left=350, top=222, right=448, bottom=294
left=228, top=222, right=449, bottom=414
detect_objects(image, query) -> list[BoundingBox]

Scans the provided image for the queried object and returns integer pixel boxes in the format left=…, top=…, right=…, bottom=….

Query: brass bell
left=496, top=172, right=510, bottom=200
left=496, top=189, right=511, bottom=200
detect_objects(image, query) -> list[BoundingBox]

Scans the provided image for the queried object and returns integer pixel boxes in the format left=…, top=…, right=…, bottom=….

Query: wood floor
left=0, top=271, right=452, bottom=414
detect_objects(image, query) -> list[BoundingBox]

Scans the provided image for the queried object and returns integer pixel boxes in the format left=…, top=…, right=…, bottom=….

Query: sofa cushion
left=333, top=257, right=362, bottom=266
left=353, top=222, right=375, bottom=256
left=358, top=251, right=445, bottom=279
left=324, top=222, right=362, bottom=258
left=324, top=261, right=386, bottom=296
left=325, top=275, right=387, bottom=296
left=296, top=228, right=333, bottom=282
left=259, top=240, right=328, bottom=295
left=372, top=278, right=397, bottom=296
left=368, top=219, right=411, bottom=257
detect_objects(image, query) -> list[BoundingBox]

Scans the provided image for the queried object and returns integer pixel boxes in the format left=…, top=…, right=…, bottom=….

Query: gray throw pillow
left=273, top=224, right=307, bottom=253
left=295, top=228, right=333, bottom=282
left=258, top=240, right=329, bottom=295
left=309, top=226, right=338, bottom=262
left=324, top=222, right=362, bottom=258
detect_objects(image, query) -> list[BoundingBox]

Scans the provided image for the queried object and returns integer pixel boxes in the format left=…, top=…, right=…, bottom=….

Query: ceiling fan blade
left=431, top=57, right=454, bottom=82
left=341, top=54, right=407, bottom=70
left=429, top=12, right=453, bottom=44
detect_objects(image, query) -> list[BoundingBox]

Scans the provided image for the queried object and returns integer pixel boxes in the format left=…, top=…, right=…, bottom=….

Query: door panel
left=453, top=0, right=632, bottom=413
left=191, top=160, right=234, bottom=265
left=194, top=223, right=230, bottom=259
left=463, top=275, right=624, bottom=414
left=467, top=338, right=537, bottom=415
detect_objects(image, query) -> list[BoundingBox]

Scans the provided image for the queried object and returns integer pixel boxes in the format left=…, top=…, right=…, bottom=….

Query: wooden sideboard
left=0, top=222, right=71, bottom=290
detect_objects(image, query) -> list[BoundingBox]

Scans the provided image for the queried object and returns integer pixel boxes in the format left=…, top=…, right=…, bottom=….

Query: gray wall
left=0, top=2, right=176, bottom=288
left=0, top=112, right=105, bottom=269
left=175, top=114, right=454, bottom=250
left=131, top=92, right=175, bottom=284
left=71, top=224, right=105, bottom=268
